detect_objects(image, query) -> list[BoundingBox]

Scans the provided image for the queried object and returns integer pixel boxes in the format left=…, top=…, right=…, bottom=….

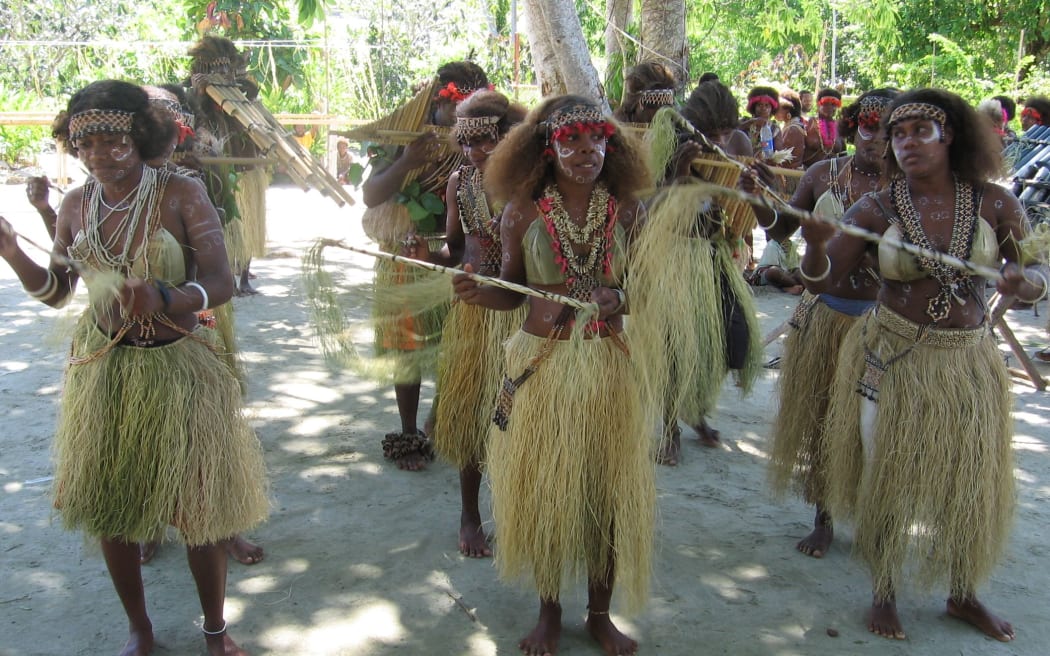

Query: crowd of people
left=2, top=39, right=1049, bottom=656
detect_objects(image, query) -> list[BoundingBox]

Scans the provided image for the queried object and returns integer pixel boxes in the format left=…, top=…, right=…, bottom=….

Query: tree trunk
left=605, top=0, right=633, bottom=105
left=521, top=0, right=606, bottom=105
left=639, top=0, right=688, bottom=84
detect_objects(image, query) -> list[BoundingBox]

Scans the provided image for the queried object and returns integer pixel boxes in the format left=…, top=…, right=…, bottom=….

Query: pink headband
left=747, top=95, right=778, bottom=113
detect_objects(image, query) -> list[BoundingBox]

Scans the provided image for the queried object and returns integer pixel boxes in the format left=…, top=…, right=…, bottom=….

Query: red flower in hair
left=436, top=82, right=469, bottom=104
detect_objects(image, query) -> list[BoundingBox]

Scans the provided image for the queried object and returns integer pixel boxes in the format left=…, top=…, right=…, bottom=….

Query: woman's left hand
left=591, top=286, right=624, bottom=320
left=117, top=277, right=165, bottom=316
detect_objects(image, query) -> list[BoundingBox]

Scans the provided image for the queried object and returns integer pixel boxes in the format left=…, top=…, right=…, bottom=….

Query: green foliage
left=0, top=85, right=56, bottom=166
left=396, top=180, right=444, bottom=232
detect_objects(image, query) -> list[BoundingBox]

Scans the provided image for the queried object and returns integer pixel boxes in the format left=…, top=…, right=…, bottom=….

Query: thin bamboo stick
left=317, top=239, right=600, bottom=314
left=687, top=181, right=1006, bottom=280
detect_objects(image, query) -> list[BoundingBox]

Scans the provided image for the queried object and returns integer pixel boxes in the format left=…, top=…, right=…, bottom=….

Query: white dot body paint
left=543, top=312, right=553, bottom=322
left=994, top=199, right=1004, bottom=209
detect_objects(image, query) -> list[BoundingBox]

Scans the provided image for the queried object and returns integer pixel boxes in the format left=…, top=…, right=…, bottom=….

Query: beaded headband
left=855, top=95, right=894, bottom=129
left=886, top=102, right=948, bottom=130
left=437, top=82, right=492, bottom=105
left=639, top=88, right=675, bottom=107
left=544, top=104, right=614, bottom=144
left=68, top=109, right=134, bottom=143
left=455, top=114, right=500, bottom=144
left=149, top=97, right=183, bottom=122
left=1022, top=106, right=1043, bottom=123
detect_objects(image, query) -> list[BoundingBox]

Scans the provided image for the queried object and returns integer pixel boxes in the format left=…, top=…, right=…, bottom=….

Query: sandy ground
left=1, top=174, right=1049, bottom=656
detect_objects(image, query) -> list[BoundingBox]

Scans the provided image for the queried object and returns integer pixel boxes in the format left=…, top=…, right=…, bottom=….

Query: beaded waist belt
left=873, top=304, right=987, bottom=348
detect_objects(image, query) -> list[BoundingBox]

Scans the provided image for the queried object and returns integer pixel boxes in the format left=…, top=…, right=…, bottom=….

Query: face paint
left=890, top=119, right=941, bottom=146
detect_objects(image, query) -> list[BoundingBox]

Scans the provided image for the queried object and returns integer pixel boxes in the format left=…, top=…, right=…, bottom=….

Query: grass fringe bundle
left=53, top=314, right=269, bottom=545
left=487, top=331, right=655, bottom=614
left=711, top=238, right=763, bottom=396
left=432, top=301, right=525, bottom=468
left=822, top=308, right=1014, bottom=598
left=768, top=295, right=861, bottom=502
left=302, top=239, right=450, bottom=383
left=235, top=167, right=270, bottom=259
left=626, top=184, right=724, bottom=429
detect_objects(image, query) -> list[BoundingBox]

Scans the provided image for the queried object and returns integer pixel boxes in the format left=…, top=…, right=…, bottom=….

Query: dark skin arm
left=26, top=176, right=58, bottom=241
left=361, top=132, right=439, bottom=207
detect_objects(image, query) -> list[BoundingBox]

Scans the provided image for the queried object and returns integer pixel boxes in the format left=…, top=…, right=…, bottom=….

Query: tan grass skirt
left=487, top=330, right=655, bottom=613
left=52, top=316, right=269, bottom=545
left=235, top=167, right=270, bottom=259
left=823, top=305, right=1014, bottom=597
left=432, top=301, right=524, bottom=468
left=768, top=295, right=861, bottom=503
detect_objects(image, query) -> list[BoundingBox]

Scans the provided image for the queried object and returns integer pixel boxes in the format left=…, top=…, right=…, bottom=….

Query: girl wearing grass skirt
left=453, top=95, right=654, bottom=656
left=798, top=88, right=1043, bottom=642
left=0, top=80, right=268, bottom=656
left=409, top=90, right=526, bottom=558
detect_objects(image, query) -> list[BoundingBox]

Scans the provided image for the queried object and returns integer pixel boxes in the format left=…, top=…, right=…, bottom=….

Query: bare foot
left=138, top=541, right=158, bottom=564
left=204, top=631, right=251, bottom=656
left=946, top=596, right=1015, bottom=642
left=867, top=597, right=906, bottom=640
left=519, top=602, right=561, bottom=655
left=459, top=514, right=492, bottom=558
left=656, top=425, right=681, bottom=466
left=694, top=420, right=721, bottom=448
left=785, top=284, right=804, bottom=295
left=118, top=626, right=154, bottom=656
left=586, top=612, right=638, bottom=655
left=797, top=509, right=833, bottom=558
left=236, top=281, right=259, bottom=296
left=224, top=535, right=264, bottom=565
left=396, top=451, right=428, bottom=471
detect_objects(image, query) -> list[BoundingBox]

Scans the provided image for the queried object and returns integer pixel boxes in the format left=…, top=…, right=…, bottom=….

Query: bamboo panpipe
left=204, top=83, right=355, bottom=207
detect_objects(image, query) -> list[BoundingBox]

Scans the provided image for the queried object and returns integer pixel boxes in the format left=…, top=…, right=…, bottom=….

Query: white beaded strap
left=202, top=620, right=227, bottom=636
left=27, top=270, right=58, bottom=299
left=800, top=253, right=832, bottom=282
left=183, top=281, right=209, bottom=311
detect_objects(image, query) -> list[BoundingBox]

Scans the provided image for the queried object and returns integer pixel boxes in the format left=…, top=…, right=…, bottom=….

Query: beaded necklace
left=538, top=182, right=616, bottom=302
left=456, top=166, right=502, bottom=276
left=889, top=175, right=977, bottom=322
left=80, top=165, right=167, bottom=274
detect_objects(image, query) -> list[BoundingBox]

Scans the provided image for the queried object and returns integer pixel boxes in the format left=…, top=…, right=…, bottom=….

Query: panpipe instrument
left=336, top=78, right=456, bottom=155
left=688, top=153, right=802, bottom=238
left=203, top=81, right=355, bottom=207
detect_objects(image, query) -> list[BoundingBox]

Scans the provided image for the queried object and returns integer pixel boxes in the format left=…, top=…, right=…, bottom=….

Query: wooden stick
left=318, top=239, right=600, bottom=314
left=691, top=156, right=804, bottom=179
left=689, top=181, right=1005, bottom=281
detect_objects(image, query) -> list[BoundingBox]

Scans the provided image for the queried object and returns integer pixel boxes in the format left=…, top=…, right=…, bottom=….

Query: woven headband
left=149, top=97, right=183, bottom=122
left=854, top=95, right=894, bottom=129
left=455, top=114, right=500, bottom=144
left=639, top=88, right=675, bottom=107
left=886, top=102, right=948, bottom=129
left=68, top=109, right=134, bottom=143
left=544, top=104, right=613, bottom=145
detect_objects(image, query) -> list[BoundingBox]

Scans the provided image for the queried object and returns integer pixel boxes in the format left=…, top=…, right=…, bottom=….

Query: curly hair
left=681, top=81, right=739, bottom=135
left=882, top=88, right=1002, bottom=184
left=1022, top=95, right=1050, bottom=126
left=614, top=62, right=678, bottom=121
left=838, top=87, right=900, bottom=141
left=816, top=87, right=842, bottom=102
left=778, top=90, right=802, bottom=119
left=54, top=80, right=171, bottom=161
left=484, top=94, right=651, bottom=207
left=188, top=36, right=247, bottom=75
left=437, top=61, right=489, bottom=92
left=992, top=94, right=1017, bottom=121
left=746, top=86, right=779, bottom=116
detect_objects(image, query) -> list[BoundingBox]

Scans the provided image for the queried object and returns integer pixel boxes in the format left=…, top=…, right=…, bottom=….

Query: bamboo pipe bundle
left=204, top=83, right=355, bottom=207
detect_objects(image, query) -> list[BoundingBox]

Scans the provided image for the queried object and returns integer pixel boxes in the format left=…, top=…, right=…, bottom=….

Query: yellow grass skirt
left=373, top=255, right=449, bottom=384
left=52, top=316, right=269, bottom=546
left=432, top=301, right=524, bottom=468
left=768, top=295, right=860, bottom=503
left=487, top=330, right=655, bottom=613
left=235, top=167, right=270, bottom=259
left=823, top=306, right=1014, bottom=597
